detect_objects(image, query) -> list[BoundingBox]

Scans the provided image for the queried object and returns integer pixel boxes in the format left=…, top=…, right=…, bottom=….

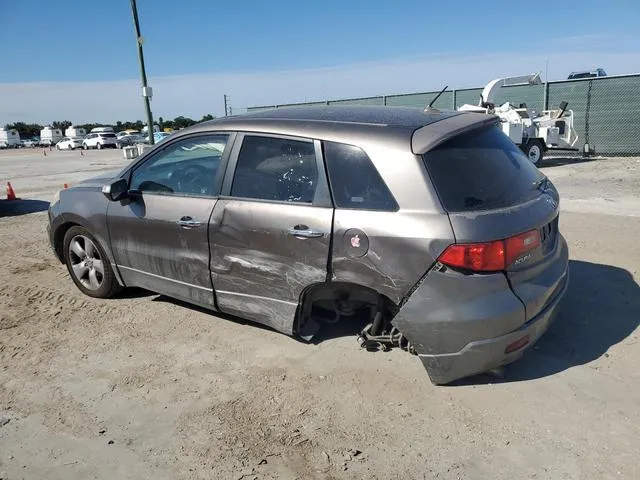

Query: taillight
left=438, top=229, right=540, bottom=272
left=438, top=242, right=505, bottom=272
left=505, top=230, right=540, bottom=266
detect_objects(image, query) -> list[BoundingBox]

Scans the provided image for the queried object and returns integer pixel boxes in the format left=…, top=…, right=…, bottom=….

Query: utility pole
left=130, top=0, right=154, bottom=145
left=224, top=94, right=229, bottom=116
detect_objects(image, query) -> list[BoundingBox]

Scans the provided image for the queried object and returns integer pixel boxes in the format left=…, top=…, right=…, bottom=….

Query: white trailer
left=0, top=127, right=20, bottom=148
left=40, top=126, right=63, bottom=146
left=65, top=126, right=87, bottom=138
left=458, top=73, right=578, bottom=164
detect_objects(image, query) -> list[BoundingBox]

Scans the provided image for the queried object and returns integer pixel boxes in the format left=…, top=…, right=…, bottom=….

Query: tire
left=83, top=143, right=88, bottom=150
left=97, top=142, right=102, bottom=150
left=56, top=144, right=60, bottom=150
left=63, top=226, right=122, bottom=299
left=523, top=140, right=544, bottom=165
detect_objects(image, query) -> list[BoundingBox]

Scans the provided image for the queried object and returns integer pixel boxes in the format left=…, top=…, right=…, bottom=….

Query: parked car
left=116, top=133, right=144, bottom=149
left=567, top=68, right=607, bottom=79
left=117, top=130, right=139, bottom=139
left=142, top=131, right=171, bottom=144
left=47, top=106, right=568, bottom=384
left=82, top=132, right=117, bottom=150
left=21, top=138, right=40, bottom=148
left=153, top=131, right=171, bottom=143
left=56, top=137, right=84, bottom=150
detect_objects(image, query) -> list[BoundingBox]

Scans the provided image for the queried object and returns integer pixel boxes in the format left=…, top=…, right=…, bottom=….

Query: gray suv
left=47, top=106, right=569, bottom=384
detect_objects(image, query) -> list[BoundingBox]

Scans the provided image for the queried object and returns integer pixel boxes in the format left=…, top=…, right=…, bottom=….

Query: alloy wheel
left=68, top=235, right=104, bottom=291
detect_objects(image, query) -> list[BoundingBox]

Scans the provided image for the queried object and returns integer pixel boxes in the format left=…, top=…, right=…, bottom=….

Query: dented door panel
left=208, top=199, right=333, bottom=334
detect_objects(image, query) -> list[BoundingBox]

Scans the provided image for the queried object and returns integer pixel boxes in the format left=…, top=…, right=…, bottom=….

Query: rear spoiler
left=411, top=113, right=499, bottom=155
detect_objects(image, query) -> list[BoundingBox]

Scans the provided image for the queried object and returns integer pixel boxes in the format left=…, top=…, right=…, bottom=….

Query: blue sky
left=1, top=0, right=639, bottom=123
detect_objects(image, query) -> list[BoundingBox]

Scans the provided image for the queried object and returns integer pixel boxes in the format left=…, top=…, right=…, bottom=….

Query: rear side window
left=231, top=135, right=318, bottom=203
left=323, top=141, right=398, bottom=211
left=422, top=126, right=543, bottom=212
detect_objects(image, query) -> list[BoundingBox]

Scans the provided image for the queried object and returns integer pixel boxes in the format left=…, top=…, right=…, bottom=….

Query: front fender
left=49, top=188, right=124, bottom=286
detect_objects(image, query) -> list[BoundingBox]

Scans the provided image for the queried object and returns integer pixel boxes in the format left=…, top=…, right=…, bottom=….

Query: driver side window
left=130, top=134, right=229, bottom=197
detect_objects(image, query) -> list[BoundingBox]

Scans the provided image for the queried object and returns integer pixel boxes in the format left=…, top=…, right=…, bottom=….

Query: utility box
left=123, top=146, right=138, bottom=160
left=540, top=126, right=560, bottom=146
left=136, top=143, right=152, bottom=156
left=501, top=122, right=523, bottom=144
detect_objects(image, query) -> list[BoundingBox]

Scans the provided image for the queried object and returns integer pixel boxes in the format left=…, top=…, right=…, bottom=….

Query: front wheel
left=96, top=142, right=102, bottom=150
left=63, top=226, right=121, bottom=298
left=56, top=144, right=60, bottom=150
left=523, top=140, right=544, bottom=165
left=82, top=143, right=88, bottom=150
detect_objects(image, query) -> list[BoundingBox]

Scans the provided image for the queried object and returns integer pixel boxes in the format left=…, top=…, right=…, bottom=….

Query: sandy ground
left=1, top=150, right=639, bottom=479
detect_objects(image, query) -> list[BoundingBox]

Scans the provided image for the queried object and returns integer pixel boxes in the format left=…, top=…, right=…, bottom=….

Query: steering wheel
left=170, top=164, right=211, bottom=194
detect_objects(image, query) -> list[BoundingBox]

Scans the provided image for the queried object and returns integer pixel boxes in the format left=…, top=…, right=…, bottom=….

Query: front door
left=107, top=133, right=233, bottom=308
left=208, top=134, right=333, bottom=334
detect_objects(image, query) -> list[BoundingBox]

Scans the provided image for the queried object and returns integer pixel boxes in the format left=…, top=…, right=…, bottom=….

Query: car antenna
left=424, top=85, right=448, bottom=112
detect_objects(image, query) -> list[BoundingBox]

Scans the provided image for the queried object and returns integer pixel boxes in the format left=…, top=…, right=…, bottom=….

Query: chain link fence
left=248, top=74, right=640, bottom=155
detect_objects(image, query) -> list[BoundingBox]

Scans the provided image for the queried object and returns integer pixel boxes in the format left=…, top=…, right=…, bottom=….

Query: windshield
left=422, top=125, right=544, bottom=212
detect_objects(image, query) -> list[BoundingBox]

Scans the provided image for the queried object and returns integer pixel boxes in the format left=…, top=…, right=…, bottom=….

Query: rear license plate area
left=540, top=217, right=558, bottom=254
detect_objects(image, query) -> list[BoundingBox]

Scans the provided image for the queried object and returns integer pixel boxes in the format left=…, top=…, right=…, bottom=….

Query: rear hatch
left=422, top=124, right=568, bottom=322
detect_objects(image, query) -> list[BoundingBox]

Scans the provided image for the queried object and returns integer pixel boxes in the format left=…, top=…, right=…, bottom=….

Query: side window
left=323, top=141, right=398, bottom=211
left=130, top=134, right=229, bottom=197
left=231, top=135, right=317, bottom=203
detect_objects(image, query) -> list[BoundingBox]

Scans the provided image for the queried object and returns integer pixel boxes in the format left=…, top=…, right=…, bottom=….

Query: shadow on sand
left=0, top=199, right=50, bottom=217
left=454, top=259, right=640, bottom=385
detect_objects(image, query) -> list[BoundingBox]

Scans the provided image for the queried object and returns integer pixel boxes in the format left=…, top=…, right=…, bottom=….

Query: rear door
left=208, top=133, right=333, bottom=334
left=422, top=125, right=569, bottom=322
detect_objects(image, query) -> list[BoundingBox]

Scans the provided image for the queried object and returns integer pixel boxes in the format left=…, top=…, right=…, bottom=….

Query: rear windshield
left=101, top=133, right=116, bottom=138
left=422, top=126, right=543, bottom=212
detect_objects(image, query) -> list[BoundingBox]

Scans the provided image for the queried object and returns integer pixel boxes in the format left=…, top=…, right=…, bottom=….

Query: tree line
left=5, top=114, right=216, bottom=138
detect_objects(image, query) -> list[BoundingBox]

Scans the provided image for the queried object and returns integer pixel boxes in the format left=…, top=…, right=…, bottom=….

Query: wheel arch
left=51, top=213, right=125, bottom=286
left=293, top=281, right=399, bottom=339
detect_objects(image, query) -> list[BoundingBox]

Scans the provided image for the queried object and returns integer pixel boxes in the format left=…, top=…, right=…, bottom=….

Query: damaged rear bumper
left=419, top=271, right=568, bottom=384
left=392, top=254, right=569, bottom=385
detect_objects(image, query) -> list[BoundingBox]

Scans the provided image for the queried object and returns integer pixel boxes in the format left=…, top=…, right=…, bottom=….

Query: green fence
left=247, top=74, right=640, bottom=155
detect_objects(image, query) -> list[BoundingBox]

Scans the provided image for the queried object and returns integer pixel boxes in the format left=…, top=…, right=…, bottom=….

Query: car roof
left=231, top=105, right=460, bottom=128
left=179, top=105, right=473, bottom=150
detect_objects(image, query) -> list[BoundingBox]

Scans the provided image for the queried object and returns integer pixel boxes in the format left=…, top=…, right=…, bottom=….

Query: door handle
left=176, top=216, right=202, bottom=228
left=287, top=225, right=324, bottom=238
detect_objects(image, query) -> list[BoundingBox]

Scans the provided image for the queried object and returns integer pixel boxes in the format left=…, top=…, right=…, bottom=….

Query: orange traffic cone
left=6, top=182, right=17, bottom=201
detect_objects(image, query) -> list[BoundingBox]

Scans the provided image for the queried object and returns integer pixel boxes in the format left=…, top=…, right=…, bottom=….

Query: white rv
left=0, top=127, right=21, bottom=148
left=65, top=126, right=87, bottom=138
left=40, top=126, right=63, bottom=146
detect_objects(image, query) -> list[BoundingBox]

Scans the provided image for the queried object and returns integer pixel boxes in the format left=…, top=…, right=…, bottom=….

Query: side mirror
left=101, top=178, right=129, bottom=201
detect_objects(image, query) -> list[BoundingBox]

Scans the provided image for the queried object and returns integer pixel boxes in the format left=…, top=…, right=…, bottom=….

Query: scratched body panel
left=331, top=209, right=455, bottom=304
left=208, top=198, right=332, bottom=334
